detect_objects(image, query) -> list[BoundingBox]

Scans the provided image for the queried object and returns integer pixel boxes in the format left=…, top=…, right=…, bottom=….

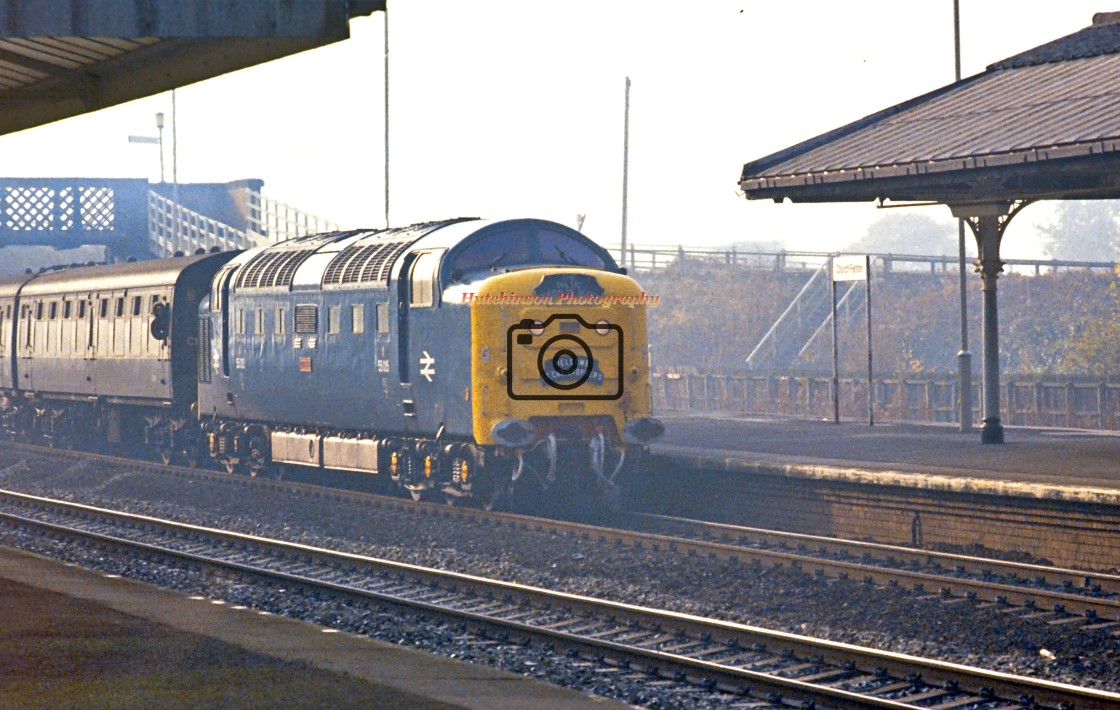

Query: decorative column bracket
left=948, top=200, right=1032, bottom=444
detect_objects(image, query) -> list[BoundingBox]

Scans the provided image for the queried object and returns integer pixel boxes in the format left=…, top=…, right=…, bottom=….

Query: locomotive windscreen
left=445, top=225, right=614, bottom=283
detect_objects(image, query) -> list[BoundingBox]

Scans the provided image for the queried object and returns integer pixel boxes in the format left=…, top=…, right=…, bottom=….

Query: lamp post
left=954, top=0, right=973, bottom=432
left=155, top=112, right=165, bottom=183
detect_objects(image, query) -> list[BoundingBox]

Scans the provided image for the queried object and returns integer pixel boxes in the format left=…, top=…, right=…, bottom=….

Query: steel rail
left=4, top=441, right=1120, bottom=630
left=633, top=511, right=1120, bottom=596
left=1, top=488, right=1118, bottom=709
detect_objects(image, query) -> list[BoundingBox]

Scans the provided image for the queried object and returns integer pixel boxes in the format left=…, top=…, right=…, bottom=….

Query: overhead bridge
left=0, top=177, right=339, bottom=262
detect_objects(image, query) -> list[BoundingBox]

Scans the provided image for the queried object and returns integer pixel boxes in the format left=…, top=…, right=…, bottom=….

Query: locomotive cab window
left=444, top=227, right=613, bottom=284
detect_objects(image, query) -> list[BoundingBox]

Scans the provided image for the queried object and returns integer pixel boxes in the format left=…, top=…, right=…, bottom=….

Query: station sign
left=832, top=254, right=869, bottom=281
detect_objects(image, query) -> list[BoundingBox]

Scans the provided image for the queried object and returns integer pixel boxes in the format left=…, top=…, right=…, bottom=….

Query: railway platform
left=0, top=547, right=625, bottom=710
left=653, top=413, right=1120, bottom=504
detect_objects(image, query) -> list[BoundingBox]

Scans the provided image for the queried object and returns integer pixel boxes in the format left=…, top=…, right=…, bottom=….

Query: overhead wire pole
left=384, top=3, right=390, bottom=229
left=621, top=76, right=630, bottom=269
left=954, top=0, right=973, bottom=431
left=171, top=88, right=180, bottom=255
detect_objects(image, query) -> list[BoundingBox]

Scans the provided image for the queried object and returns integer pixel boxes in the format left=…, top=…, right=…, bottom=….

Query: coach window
left=132, top=296, right=142, bottom=317
left=351, top=304, right=365, bottom=334
left=327, top=305, right=341, bottom=335
left=48, top=302, right=57, bottom=320
left=236, top=309, right=246, bottom=335
left=115, top=297, right=125, bottom=318
left=255, top=307, right=265, bottom=335
left=35, top=301, right=43, bottom=320
left=99, top=298, right=108, bottom=318
left=275, top=306, right=286, bottom=335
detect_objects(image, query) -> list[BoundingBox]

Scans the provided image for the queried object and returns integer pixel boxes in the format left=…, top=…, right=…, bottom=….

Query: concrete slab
left=0, top=547, right=628, bottom=710
left=654, top=413, right=1120, bottom=504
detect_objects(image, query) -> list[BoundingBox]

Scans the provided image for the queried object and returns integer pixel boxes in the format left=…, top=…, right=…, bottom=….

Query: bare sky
left=0, top=1, right=1111, bottom=258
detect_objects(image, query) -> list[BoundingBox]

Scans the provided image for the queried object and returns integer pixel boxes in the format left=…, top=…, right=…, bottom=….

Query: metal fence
left=652, top=371, right=1120, bottom=431
left=147, top=191, right=265, bottom=257
left=613, top=245, right=1116, bottom=276
left=246, top=191, right=339, bottom=243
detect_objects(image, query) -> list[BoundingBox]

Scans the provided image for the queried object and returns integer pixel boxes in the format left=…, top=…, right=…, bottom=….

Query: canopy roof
left=739, top=13, right=1120, bottom=205
left=0, top=1, right=382, bottom=136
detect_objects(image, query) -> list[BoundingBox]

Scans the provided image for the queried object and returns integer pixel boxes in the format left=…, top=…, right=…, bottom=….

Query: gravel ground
left=1, top=453, right=1118, bottom=705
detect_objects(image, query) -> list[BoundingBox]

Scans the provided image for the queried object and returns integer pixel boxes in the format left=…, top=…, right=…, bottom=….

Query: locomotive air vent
left=236, top=249, right=318, bottom=289
left=323, top=240, right=413, bottom=286
left=321, top=218, right=477, bottom=287
left=294, top=304, right=318, bottom=334
left=197, top=317, right=212, bottom=383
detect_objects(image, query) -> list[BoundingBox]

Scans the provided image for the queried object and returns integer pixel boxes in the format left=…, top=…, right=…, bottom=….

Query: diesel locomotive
left=0, top=218, right=662, bottom=508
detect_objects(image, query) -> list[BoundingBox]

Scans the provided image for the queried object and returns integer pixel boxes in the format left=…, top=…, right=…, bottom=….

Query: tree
left=844, top=213, right=957, bottom=255
left=1037, top=200, right=1120, bottom=262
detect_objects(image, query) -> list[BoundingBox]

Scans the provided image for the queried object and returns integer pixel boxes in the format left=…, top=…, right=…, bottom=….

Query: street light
left=127, top=111, right=166, bottom=183
left=155, top=112, right=165, bottom=183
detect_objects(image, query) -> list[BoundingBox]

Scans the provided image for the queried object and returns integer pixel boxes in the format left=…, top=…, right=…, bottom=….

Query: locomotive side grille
left=363, top=241, right=413, bottom=283
left=197, top=317, right=212, bottom=383
left=294, top=304, right=318, bottom=334
left=322, top=239, right=413, bottom=286
left=235, top=249, right=317, bottom=289
left=235, top=251, right=279, bottom=289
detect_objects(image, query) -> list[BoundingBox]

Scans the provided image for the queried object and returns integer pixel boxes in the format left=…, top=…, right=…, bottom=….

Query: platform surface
left=653, top=413, right=1120, bottom=502
left=0, top=547, right=627, bottom=710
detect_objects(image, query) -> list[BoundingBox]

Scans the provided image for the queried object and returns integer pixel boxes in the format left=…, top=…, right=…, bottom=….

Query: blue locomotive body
left=2, top=217, right=662, bottom=507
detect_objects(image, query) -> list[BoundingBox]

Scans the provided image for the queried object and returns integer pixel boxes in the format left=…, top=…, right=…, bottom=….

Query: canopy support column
left=949, top=201, right=1030, bottom=445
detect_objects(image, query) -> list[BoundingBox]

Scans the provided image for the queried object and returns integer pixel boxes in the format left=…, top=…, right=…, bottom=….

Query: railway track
left=4, top=441, right=1120, bottom=633
left=3, top=488, right=1118, bottom=709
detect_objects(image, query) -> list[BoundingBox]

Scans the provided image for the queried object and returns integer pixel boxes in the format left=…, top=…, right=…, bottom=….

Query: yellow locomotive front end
left=469, top=267, right=662, bottom=507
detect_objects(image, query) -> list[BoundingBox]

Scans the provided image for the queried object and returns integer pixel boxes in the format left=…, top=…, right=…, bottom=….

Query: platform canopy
left=739, top=12, right=1120, bottom=445
left=0, top=0, right=383, bottom=137
left=739, top=13, right=1120, bottom=206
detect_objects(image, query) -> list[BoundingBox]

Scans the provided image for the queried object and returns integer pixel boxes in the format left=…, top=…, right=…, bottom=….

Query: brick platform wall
left=636, top=460, right=1120, bottom=572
